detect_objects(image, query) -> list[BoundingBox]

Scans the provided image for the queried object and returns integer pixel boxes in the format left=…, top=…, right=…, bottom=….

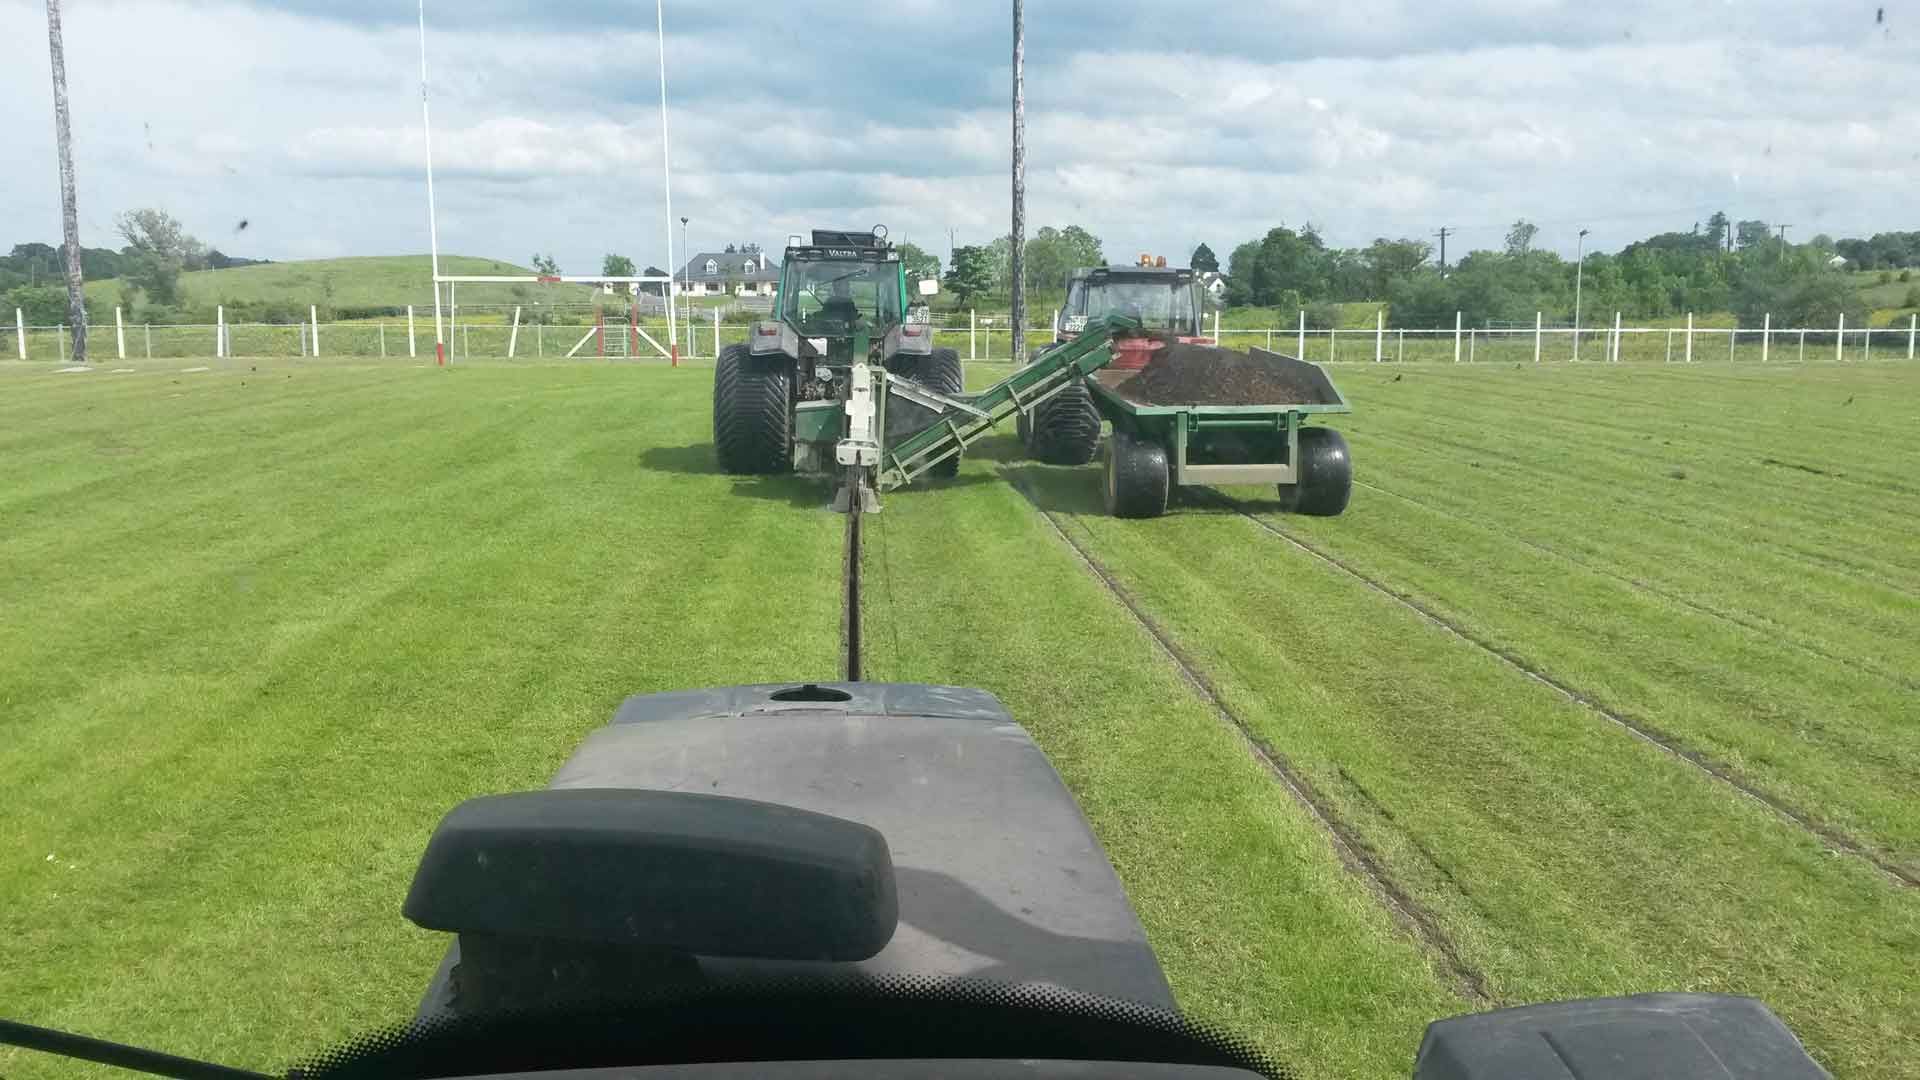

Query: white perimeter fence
left=6, top=307, right=1917, bottom=366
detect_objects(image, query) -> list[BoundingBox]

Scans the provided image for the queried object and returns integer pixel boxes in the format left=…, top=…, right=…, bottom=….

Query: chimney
left=758, top=251, right=767, bottom=271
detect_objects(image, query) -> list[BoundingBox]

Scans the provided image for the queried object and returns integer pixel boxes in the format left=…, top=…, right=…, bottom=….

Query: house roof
left=679, top=251, right=781, bottom=283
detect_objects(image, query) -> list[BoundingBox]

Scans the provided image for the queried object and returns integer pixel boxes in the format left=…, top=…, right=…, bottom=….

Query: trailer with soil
left=1087, top=344, right=1353, bottom=519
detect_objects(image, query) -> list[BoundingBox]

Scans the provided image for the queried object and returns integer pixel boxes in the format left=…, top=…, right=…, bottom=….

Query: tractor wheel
left=1104, top=431, right=1170, bottom=518
left=1028, top=379, right=1102, bottom=465
left=712, top=342, right=792, bottom=474
left=890, top=348, right=964, bottom=478
left=1276, top=426, right=1351, bottom=516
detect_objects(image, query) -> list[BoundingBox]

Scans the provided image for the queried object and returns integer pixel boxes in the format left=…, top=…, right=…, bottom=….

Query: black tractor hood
left=415, top=683, right=1172, bottom=1016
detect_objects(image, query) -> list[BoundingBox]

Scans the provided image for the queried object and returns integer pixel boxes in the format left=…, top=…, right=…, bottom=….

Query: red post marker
left=436, top=342, right=445, bottom=367
left=670, top=344, right=679, bottom=368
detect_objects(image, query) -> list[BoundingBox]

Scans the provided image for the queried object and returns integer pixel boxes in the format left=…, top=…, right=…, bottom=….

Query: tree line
left=3, top=208, right=265, bottom=324
left=923, top=215, right=1916, bottom=328
left=1206, top=213, right=1916, bottom=328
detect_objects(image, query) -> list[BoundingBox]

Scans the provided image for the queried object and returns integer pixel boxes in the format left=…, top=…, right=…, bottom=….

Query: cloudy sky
left=3, top=0, right=1913, bottom=274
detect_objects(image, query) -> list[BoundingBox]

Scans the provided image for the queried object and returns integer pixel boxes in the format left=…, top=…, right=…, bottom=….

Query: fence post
left=463, top=323, right=469, bottom=358
left=1761, top=313, right=1770, bottom=364
left=1452, top=311, right=1462, bottom=363
left=1728, top=326, right=1735, bottom=363
left=311, top=305, right=321, bottom=358
left=969, top=309, right=976, bottom=360
left=114, top=306, right=126, bottom=359
left=379, top=322, right=387, bottom=358
left=508, top=306, right=521, bottom=358
left=1664, top=330, right=1672, bottom=364
left=1798, top=328, right=1805, bottom=363
left=1297, top=310, right=1305, bottom=359
left=1213, top=309, right=1222, bottom=346
left=14, top=307, right=23, bottom=359
left=1685, top=313, right=1694, bottom=363
left=1909, top=314, right=1916, bottom=361
left=407, top=305, right=417, bottom=358
left=1533, top=311, right=1542, bottom=363
left=714, top=309, right=721, bottom=359
left=1266, top=329, right=1273, bottom=351
left=58, top=325, right=66, bottom=362
left=1468, top=329, right=1476, bottom=363
left=1612, top=311, right=1621, bottom=362
left=1835, top=314, right=1844, bottom=363
left=217, top=305, right=226, bottom=359
left=1862, top=325, right=1870, bottom=363
left=1374, top=309, right=1383, bottom=362
left=1397, top=328, right=1404, bottom=363
left=144, top=324, right=150, bottom=358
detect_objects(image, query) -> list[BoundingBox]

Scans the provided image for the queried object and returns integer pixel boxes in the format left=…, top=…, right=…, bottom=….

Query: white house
left=674, top=248, right=781, bottom=298
left=1198, top=271, right=1228, bottom=300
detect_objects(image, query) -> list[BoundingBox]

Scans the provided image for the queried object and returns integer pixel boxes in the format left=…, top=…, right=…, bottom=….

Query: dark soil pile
left=1116, top=344, right=1328, bottom=406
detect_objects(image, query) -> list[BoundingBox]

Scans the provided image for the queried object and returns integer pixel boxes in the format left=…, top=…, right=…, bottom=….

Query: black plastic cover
left=403, top=789, right=897, bottom=962
left=1413, top=994, right=1830, bottom=1080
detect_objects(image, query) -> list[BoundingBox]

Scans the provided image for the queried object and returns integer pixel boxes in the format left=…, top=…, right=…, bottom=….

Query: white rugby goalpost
left=414, top=0, right=680, bottom=365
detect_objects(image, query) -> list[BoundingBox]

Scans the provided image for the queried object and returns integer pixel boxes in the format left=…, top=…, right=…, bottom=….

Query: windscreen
left=1077, top=278, right=1196, bottom=332
left=783, top=260, right=901, bottom=329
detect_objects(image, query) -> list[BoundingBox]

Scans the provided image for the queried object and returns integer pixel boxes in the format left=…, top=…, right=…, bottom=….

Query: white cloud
left=1, top=0, right=1914, bottom=275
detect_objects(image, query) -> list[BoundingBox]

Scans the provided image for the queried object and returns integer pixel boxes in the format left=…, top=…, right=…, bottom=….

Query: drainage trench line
left=1207, top=490, right=1918, bottom=891
left=843, top=501, right=863, bottom=682
left=1008, top=473, right=1493, bottom=1007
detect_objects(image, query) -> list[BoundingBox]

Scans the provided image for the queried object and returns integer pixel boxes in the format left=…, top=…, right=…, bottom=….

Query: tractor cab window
left=1082, top=278, right=1196, bottom=332
left=785, top=260, right=901, bottom=329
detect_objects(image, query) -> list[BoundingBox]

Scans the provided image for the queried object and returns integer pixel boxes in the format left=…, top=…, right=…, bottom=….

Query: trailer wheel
left=1276, top=426, right=1351, bottom=516
left=890, top=348, right=964, bottom=478
left=1105, top=431, right=1170, bottom=518
left=713, top=343, right=792, bottom=474
left=1028, top=379, right=1102, bottom=465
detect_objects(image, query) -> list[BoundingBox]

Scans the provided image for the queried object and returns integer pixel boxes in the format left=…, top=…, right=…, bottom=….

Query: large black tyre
left=712, top=343, right=792, bottom=474
left=889, top=347, right=964, bottom=478
left=1276, top=426, right=1352, bottom=516
left=1104, top=431, right=1170, bottom=518
left=1026, top=378, right=1102, bottom=465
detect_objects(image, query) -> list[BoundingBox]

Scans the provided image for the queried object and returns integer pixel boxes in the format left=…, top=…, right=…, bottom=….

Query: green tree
left=531, top=253, right=560, bottom=276
left=602, top=253, right=636, bottom=278
left=1503, top=220, right=1538, bottom=257
left=946, top=245, right=993, bottom=306
left=1023, top=225, right=1102, bottom=292
left=1705, top=211, right=1731, bottom=251
left=895, top=242, right=940, bottom=284
left=1386, top=272, right=1455, bottom=328
left=1190, top=243, right=1219, bottom=272
left=1361, top=237, right=1432, bottom=298
left=1734, top=220, right=1771, bottom=250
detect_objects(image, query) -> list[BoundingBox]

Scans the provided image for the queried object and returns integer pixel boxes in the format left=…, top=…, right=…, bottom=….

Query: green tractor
left=713, top=228, right=959, bottom=489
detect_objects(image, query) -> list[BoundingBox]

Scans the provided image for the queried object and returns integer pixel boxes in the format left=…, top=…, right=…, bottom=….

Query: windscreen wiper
left=0, top=1017, right=267, bottom=1080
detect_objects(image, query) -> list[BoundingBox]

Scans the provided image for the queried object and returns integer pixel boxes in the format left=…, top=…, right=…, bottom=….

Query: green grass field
left=2, top=357, right=1917, bottom=1078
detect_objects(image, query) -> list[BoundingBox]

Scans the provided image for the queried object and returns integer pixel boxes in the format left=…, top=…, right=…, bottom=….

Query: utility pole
left=656, top=0, right=678, bottom=364
left=1009, top=0, right=1027, bottom=363
left=1435, top=226, right=1451, bottom=275
left=45, top=0, right=87, bottom=362
left=1573, top=228, right=1589, bottom=362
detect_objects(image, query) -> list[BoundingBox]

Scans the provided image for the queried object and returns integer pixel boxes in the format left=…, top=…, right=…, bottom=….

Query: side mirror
left=917, top=278, right=939, bottom=297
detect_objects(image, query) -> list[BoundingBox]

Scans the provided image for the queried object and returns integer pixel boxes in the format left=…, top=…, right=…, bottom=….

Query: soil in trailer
left=1115, top=344, right=1329, bottom=406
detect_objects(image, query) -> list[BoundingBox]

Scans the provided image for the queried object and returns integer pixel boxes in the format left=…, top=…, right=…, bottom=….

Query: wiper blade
left=0, top=1017, right=268, bottom=1080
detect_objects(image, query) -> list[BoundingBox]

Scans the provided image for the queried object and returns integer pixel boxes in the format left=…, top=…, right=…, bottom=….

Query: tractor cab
left=1057, top=258, right=1206, bottom=371
left=768, top=228, right=936, bottom=374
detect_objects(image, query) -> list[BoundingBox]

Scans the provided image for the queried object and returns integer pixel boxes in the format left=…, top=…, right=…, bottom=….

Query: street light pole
left=1573, top=228, right=1589, bottom=362
left=680, top=215, right=690, bottom=344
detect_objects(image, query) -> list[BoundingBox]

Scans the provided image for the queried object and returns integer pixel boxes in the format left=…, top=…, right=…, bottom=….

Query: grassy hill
left=83, top=255, right=596, bottom=311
